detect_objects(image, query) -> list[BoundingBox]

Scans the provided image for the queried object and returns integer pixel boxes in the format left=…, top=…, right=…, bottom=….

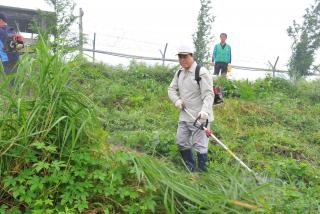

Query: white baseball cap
left=177, top=45, right=194, bottom=55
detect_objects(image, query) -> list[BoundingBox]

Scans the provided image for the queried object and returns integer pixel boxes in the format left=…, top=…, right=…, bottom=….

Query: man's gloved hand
left=175, top=99, right=184, bottom=110
left=198, top=111, right=209, bottom=119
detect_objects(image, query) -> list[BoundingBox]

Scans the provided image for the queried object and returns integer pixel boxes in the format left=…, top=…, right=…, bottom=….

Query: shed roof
left=0, top=5, right=55, bottom=33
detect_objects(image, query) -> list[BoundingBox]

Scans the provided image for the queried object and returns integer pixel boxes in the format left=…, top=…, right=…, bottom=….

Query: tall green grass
left=0, top=36, right=99, bottom=174
left=131, top=153, right=277, bottom=213
left=0, top=37, right=114, bottom=213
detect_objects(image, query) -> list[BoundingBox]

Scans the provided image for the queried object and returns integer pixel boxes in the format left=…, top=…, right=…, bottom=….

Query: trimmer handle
left=193, top=116, right=209, bottom=130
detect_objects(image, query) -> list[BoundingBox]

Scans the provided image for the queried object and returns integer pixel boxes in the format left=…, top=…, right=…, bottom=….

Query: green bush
left=296, top=79, right=320, bottom=102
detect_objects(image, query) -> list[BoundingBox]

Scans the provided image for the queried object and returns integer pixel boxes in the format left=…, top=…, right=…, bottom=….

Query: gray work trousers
left=176, top=121, right=210, bottom=154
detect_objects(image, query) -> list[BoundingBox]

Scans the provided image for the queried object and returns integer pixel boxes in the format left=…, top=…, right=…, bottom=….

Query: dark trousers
left=214, top=62, right=228, bottom=76
left=1, top=61, right=18, bottom=86
left=2, top=61, right=17, bottom=74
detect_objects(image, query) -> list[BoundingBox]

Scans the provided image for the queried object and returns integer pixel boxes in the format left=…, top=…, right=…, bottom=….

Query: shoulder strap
left=195, top=64, right=201, bottom=86
left=177, top=65, right=201, bottom=86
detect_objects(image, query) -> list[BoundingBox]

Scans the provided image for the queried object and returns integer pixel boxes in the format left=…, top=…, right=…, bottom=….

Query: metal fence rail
left=83, top=48, right=320, bottom=76
left=83, top=48, right=178, bottom=62
left=83, top=48, right=287, bottom=73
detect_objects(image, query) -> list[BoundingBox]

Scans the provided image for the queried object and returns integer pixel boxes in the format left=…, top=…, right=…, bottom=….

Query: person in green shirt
left=211, top=33, right=231, bottom=76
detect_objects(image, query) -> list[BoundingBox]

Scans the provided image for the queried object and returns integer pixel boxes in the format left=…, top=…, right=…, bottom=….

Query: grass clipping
left=129, top=151, right=276, bottom=213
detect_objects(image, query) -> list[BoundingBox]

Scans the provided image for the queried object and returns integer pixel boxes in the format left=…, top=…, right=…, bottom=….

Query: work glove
left=198, top=111, right=209, bottom=120
left=175, top=99, right=184, bottom=110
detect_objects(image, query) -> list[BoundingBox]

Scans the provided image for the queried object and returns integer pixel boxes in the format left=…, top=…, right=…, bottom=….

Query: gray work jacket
left=168, top=62, right=214, bottom=122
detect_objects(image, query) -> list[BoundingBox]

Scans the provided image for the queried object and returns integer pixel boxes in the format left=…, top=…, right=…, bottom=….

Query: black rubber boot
left=214, top=94, right=223, bottom=105
left=179, top=149, right=195, bottom=172
left=213, top=86, right=224, bottom=105
left=197, top=153, right=208, bottom=172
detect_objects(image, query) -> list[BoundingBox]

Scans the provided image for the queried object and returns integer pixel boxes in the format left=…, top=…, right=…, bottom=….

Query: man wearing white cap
left=168, top=45, right=214, bottom=172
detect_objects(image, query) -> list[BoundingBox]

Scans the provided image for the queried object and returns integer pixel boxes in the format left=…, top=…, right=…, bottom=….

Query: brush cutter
left=183, top=108, right=266, bottom=183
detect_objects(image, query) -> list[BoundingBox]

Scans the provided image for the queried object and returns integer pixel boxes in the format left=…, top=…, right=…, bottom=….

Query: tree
left=193, top=0, right=214, bottom=65
left=287, top=0, right=320, bottom=80
left=43, top=0, right=80, bottom=50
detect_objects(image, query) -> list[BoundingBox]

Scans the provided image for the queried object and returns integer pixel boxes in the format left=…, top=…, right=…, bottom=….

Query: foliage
left=287, top=0, right=320, bottom=80
left=193, top=0, right=215, bottom=65
left=76, top=61, right=320, bottom=213
left=0, top=39, right=156, bottom=213
left=1, top=43, right=320, bottom=212
left=43, top=0, right=79, bottom=50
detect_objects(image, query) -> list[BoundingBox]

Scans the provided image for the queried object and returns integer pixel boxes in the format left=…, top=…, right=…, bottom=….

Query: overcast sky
left=1, top=0, right=318, bottom=79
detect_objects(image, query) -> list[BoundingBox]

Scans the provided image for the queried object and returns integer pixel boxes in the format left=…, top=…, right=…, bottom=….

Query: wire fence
left=82, top=31, right=320, bottom=77
left=83, top=48, right=290, bottom=74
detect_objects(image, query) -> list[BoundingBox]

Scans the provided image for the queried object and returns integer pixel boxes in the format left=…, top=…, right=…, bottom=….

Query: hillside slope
left=76, top=61, right=320, bottom=213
